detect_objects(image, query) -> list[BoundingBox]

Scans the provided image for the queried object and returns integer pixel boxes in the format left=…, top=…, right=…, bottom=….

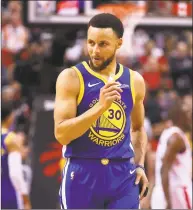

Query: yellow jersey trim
left=2, top=128, right=8, bottom=134
left=115, top=64, right=124, bottom=81
left=72, top=66, right=85, bottom=105
left=82, top=61, right=123, bottom=84
left=4, top=132, right=15, bottom=145
left=130, top=69, right=135, bottom=105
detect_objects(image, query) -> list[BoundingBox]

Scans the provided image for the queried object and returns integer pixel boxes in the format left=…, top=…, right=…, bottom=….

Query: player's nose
left=93, top=45, right=100, bottom=54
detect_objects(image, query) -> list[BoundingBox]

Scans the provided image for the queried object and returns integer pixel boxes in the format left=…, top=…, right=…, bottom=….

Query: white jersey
left=155, top=126, right=192, bottom=187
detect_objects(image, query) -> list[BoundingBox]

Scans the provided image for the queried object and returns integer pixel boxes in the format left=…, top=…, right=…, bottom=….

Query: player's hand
left=24, top=202, right=31, bottom=210
left=166, top=202, right=171, bottom=209
left=135, top=167, right=149, bottom=200
left=166, top=204, right=171, bottom=209
left=99, top=81, right=123, bottom=111
left=140, top=196, right=151, bottom=209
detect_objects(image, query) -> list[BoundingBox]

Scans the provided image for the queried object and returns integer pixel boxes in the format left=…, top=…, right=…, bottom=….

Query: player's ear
left=117, top=38, right=122, bottom=49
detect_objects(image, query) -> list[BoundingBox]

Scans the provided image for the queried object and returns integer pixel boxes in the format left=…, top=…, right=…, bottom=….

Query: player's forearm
left=131, top=126, right=147, bottom=166
left=161, top=167, right=171, bottom=207
left=55, top=103, right=105, bottom=145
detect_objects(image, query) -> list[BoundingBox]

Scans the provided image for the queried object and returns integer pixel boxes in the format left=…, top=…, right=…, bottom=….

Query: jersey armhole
left=129, top=69, right=136, bottom=106
left=71, top=66, right=85, bottom=105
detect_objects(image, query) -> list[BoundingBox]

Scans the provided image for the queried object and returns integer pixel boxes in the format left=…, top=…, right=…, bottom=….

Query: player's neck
left=175, top=124, right=187, bottom=133
left=99, top=59, right=117, bottom=78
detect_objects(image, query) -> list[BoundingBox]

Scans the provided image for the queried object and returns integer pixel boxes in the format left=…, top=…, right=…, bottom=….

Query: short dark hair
left=88, top=13, right=124, bottom=38
left=2, top=101, right=14, bottom=122
left=167, top=99, right=186, bottom=125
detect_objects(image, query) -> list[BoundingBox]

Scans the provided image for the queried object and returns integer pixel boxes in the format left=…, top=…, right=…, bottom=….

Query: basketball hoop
left=97, top=2, right=147, bottom=58
left=97, top=2, right=147, bottom=27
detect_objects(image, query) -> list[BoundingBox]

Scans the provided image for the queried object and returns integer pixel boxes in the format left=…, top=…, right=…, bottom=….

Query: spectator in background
left=7, top=0, right=22, bottom=15
left=2, top=12, right=29, bottom=54
left=2, top=10, right=10, bottom=28
left=2, top=65, right=9, bottom=87
left=2, top=82, right=30, bottom=133
left=156, top=89, right=178, bottom=120
left=164, top=33, right=178, bottom=57
left=64, top=30, right=86, bottom=66
left=2, top=85, right=15, bottom=102
left=79, top=38, right=89, bottom=61
left=185, top=31, right=193, bottom=57
left=151, top=100, right=192, bottom=209
left=169, top=41, right=192, bottom=95
left=2, top=1, right=29, bottom=83
left=139, top=40, right=169, bottom=92
left=1, top=100, right=31, bottom=209
left=144, top=87, right=162, bottom=125
left=132, top=29, right=150, bottom=58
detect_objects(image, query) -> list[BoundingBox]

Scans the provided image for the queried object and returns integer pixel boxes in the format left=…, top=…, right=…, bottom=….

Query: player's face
left=87, top=26, right=122, bottom=71
left=182, top=96, right=192, bottom=130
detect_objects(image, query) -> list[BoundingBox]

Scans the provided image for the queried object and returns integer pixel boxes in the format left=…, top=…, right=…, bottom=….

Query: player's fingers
left=111, top=95, right=121, bottom=101
left=106, top=94, right=121, bottom=102
left=140, top=181, right=149, bottom=200
left=103, top=85, right=123, bottom=94
left=104, top=81, right=120, bottom=89
left=105, top=90, right=121, bottom=97
left=100, top=82, right=118, bottom=92
left=135, top=173, right=141, bottom=185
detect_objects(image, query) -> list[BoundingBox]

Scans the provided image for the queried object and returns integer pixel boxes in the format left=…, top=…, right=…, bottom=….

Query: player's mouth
left=92, top=57, right=102, bottom=63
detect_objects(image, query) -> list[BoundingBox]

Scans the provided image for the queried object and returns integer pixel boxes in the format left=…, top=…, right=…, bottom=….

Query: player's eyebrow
left=99, top=40, right=110, bottom=44
left=87, top=39, right=94, bottom=42
left=88, top=39, right=110, bottom=44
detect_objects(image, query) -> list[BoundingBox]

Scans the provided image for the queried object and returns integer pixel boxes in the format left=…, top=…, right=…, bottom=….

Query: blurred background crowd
left=1, top=0, right=192, bottom=209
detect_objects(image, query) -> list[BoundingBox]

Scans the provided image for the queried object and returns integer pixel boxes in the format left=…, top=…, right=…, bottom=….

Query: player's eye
left=88, top=41, right=95, bottom=46
left=99, top=42, right=107, bottom=47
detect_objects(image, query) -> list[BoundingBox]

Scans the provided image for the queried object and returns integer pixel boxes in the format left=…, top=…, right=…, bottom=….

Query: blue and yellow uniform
left=59, top=61, right=139, bottom=209
left=1, top=129, right=20, bottom=209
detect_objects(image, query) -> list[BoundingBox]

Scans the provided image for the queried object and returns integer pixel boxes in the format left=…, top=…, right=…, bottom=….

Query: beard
left=89, top=52, right=116, bottom=72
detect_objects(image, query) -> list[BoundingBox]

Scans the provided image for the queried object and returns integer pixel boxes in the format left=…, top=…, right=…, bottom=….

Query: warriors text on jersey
left=62, top=61, right=136, bottom=159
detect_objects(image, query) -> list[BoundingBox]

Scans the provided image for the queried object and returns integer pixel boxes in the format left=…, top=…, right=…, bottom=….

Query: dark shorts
left=59, top=158, right=139, bottom=209
left=1, top=180, right=19, bottom=209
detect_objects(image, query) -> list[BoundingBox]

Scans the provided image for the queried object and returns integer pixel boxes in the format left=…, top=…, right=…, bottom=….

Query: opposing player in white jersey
left=151, top=100, right=192, bottom=209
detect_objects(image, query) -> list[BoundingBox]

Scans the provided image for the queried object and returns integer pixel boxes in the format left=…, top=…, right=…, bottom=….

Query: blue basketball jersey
left=1, top=129, right=12, bottom=178
left=1, top=129, right=20, bottom=209
left=63, top=61, right=136, bottom=159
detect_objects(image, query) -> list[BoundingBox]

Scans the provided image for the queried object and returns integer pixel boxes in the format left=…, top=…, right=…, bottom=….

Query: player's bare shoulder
left=132, top=70, right=145, bottom=88
left=56, top=67, right=80, bottom=96
left=132, top=70, right=146, bottom=100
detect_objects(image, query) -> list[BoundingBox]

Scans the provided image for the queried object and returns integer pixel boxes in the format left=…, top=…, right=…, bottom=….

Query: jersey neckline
left=82, top=61, right=124, bottom=84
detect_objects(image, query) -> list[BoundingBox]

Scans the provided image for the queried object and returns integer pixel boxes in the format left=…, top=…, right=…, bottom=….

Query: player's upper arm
left=54, top=68, right=80, bottom=131
left=130, top=71, right=146, bottom=131
left=161, top=133, right=186, bottom=171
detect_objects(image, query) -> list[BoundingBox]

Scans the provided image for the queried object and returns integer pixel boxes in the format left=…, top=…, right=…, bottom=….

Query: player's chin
left=92, top=59, right=102, bottom=66
left=93, top=63, right=103, bottom=71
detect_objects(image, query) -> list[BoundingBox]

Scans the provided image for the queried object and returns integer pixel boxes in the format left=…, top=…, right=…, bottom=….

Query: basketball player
left=54, top=13, right=148, bottom=209
left=151, top=100, right=192, bottom=209
left=1, top=101, right=31, bottom=209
